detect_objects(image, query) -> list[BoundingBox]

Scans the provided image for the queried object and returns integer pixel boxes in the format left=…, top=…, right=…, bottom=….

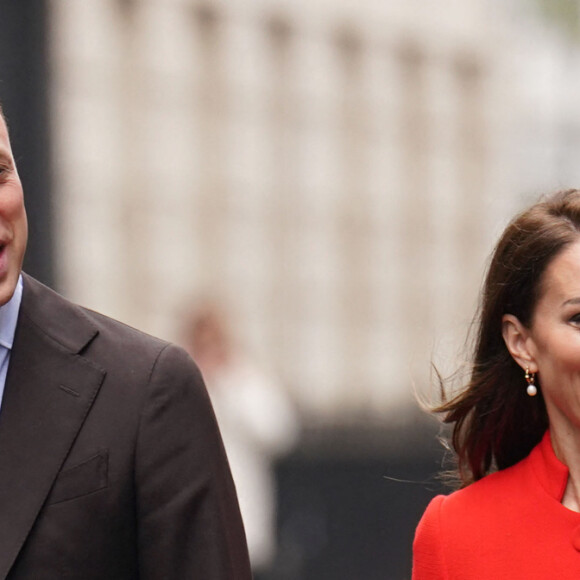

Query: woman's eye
left=570, top=313, right=580, bottom=324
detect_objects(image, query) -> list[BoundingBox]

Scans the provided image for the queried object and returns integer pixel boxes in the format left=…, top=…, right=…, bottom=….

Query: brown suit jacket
left=0, top=274, right=251, bottom=579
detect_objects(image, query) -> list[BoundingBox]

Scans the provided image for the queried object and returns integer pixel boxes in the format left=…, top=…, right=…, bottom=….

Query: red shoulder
left=412, top=495, right=447, bottom=580
left=413, top=460, right=529, bottom=579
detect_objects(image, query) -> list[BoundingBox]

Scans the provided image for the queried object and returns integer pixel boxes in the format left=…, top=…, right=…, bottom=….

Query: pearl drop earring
left=525, top=367, right=537, bottom=397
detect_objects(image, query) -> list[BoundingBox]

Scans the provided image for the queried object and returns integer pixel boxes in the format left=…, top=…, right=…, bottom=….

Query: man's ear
left=501, top=314, right=538, bottom=372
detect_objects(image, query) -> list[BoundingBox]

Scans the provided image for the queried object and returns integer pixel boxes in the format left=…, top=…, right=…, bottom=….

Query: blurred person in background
left=413, top=189, right=580, bottom=579
left=183, top=301, right=299, bottom=580
left=0, top=105, right=251, bottom=578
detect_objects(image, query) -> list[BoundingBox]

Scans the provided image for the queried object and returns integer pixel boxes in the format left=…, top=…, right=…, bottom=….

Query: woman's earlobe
left=501, top=314, right=537, bottom=371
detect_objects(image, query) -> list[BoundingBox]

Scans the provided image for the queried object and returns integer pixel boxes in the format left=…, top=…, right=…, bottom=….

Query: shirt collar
left=529, top=429, right=570, bottom=501
left=0, top=275, right=23, bottom=350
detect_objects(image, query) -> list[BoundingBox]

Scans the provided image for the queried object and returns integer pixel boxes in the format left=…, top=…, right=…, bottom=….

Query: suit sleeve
left=412, top=495, right=449, bottom=580
left=135, top=343, right=251, bottom=579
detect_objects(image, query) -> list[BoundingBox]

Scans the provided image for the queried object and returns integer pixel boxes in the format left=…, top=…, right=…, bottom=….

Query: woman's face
left=524, top=239, right=580, bottom=433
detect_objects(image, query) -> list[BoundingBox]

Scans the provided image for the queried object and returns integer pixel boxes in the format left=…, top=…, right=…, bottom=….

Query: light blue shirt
left=0, top=275, right=23, bottom=411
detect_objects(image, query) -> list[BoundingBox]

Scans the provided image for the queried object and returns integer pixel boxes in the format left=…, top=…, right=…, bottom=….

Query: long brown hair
left=439, top=189, right=580, bottom=486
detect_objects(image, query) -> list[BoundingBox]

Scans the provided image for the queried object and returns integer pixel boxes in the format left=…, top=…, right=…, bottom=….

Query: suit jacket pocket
left=47, top=450, right=109, bottom=505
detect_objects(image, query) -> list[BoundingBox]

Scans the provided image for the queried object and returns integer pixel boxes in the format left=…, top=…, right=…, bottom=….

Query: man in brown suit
left=0, top=108, right=251, bottom=578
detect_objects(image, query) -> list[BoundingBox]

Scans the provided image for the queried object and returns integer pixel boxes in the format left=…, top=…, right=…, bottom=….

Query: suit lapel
left=0, top=275, right=106, bottom=578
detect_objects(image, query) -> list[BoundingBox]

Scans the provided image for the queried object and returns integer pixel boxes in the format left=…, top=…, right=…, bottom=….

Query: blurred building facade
left=46, top=0, right=580, bottom=426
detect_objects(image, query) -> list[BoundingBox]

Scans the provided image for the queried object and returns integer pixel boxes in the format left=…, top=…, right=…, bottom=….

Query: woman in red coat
left=413, top=189, right=580, bottom=579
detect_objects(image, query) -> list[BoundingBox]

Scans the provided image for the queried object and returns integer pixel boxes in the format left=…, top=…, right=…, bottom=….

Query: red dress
left=413, top=431, right=580, bottom=579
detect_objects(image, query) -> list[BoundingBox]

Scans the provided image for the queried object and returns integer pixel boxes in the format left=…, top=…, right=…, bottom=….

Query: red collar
left=529, top=430, right=570, bottom=501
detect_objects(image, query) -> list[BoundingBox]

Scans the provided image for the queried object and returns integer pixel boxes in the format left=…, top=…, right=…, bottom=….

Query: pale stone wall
left=47, top=0, right=574, bottom=424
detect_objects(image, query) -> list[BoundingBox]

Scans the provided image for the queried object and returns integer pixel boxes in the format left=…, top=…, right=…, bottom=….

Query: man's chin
left=0, top=275, right=19, bottom=306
